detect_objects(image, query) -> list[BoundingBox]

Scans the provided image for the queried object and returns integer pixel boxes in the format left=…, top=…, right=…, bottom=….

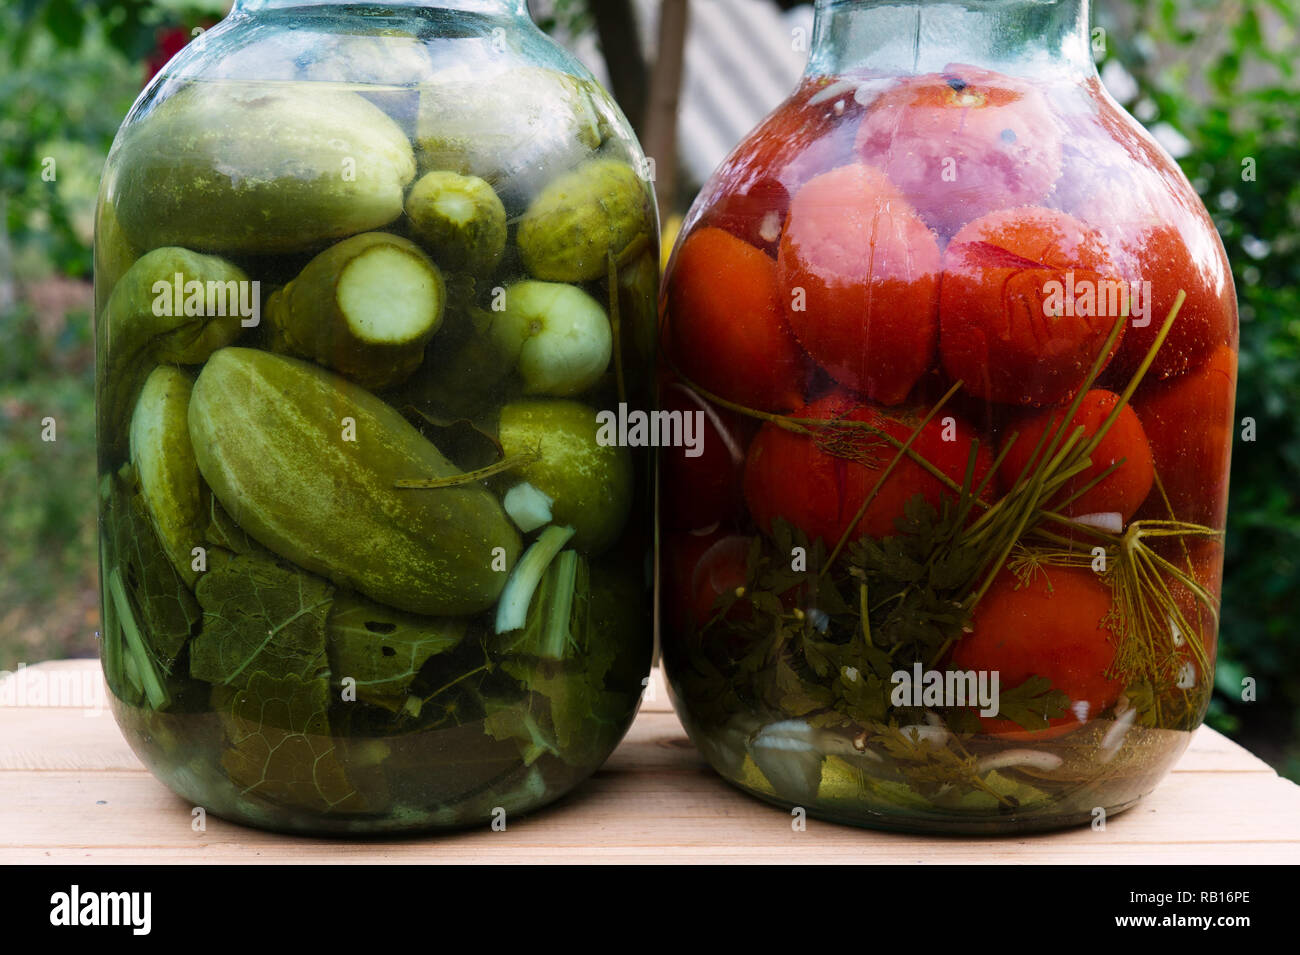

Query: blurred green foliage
left=0, top=0, right=1297, bottom=778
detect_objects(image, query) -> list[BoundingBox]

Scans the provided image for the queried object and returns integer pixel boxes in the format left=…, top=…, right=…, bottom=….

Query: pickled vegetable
left=405, top=171, right=507, bottom=276
left=497, top=399, right=633, bottom=555
left=113, top=83, right=415, bottom=254
left=129, top=366, right=205, bottom=586
left=96, top=246, right=250, bottom=457
left=517, top=158, right=654, bottom=282
left=188, top=348, right=520, bottom=615
left=266, top=232, right=445, bottom=390
left=660, top=45, right=1235, bottom=834
left=492, top=281, right=612, bottom=397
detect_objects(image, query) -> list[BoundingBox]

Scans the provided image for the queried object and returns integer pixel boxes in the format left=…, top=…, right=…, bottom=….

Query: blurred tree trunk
left=643, top=0, right=689, bottom=218
left=588, top=0, right=648, bottom=133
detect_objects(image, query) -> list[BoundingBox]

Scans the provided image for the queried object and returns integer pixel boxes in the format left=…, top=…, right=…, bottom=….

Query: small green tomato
left=492, top=280, right=612, bottom=397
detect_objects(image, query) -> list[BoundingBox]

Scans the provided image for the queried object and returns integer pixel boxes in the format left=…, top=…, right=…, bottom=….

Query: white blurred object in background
left=566, top=0, right=814, bottom=186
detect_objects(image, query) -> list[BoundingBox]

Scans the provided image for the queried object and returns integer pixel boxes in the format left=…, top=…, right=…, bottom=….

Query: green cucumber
left=111, top=83, right=415, bottom=254
left=93, top=197, right=141, bottom=319
left=516, top=158, right=654, bottom=282
left=405, top=171, right=507, bottom=276
left=129, top=365, right=204, bottom=585
left=266, top=232, right=445, bottom=390
left=96, top=246, right=250, bottom=459
left=497, top=399, right=632, bottom=555
left=188, top=348, right=521, bottom=616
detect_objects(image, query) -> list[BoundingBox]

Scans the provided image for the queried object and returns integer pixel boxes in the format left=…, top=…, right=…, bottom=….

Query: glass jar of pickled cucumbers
left=659, top=0, right=1236, bottom=833
left=94, top=0, right=657, bottom=833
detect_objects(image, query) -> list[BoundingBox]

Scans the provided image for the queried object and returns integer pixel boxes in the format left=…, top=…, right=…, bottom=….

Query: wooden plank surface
left=3, top=660, right=1299, bottom=864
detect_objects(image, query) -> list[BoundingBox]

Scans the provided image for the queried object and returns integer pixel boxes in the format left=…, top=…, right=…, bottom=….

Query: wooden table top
left=3, top=659, right=1299, bottom=863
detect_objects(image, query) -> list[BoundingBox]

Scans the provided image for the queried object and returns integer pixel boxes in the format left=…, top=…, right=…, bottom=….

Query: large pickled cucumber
left=129, top=366, right=205, bottom=586
left=265, top=232, right=445, bottom=390
left=97, top=247, right=250, bottom=458
left=112, top=83, right=416, bottom=254
left=189, top=348, right=521, bottom=616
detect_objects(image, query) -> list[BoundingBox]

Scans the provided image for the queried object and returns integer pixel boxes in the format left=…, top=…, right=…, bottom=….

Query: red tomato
left=701, top=177, right=790, bottom=257
left=854, top=65, right=1063, bottom=237
left=997, top=389, right=1154, bottom=523
left=662, top=527, right=729, bottom=636
left=703, top=75, right=865, bottom=204
left=659, top=378, right=752, bottom=531
left=1132, top=344, right=1236, bottom=527
left=1106, top=223, right=1239, bottom=383
left=949, top=565, right=1124, bottom=737
left=743, top=391, right=992, bottom=546
left=939, top=206, right=1124, bottom=406
left=667, top=226, right=811, bottom=412
left=1048, top=92, right=1237, bottom=384
left=776, top=164, right=942, bottom=406
left=690, top=535, right=753, bottom=628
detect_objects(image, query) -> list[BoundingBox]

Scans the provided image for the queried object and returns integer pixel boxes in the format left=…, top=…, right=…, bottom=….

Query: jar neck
left=231, top=1, right=528, bottom=15
left=808, top=0, right=1095, bottom=79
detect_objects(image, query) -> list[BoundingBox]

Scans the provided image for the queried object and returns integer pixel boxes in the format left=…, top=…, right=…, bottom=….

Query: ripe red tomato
left=659, top=378, right=753, bottom=531
left=743, top=391, right=992, bottom=546
left=1132, top=344, right=1236, bottom=527
left=939, top=206, right=1124, bottom=406
left=690, top=535, right=753, bottom=628
left=662, top=526, right=729, bottom=636
left=701, top=177, right=790, bottom=257
left=949, top=565, right=1124, bottom=737
left=667, top=226, right=811, bottom=412
left=704, top=76, right=865, bottom=201
left=776, top=164, right=942, bottom=406
left=854, top=65, right=1063, bottom=236
left=997, top=389, right=1154, bottom=524
left=1105, top=223, right=1239, bottom=383
left=1049, top=94, right=1237, bottom=385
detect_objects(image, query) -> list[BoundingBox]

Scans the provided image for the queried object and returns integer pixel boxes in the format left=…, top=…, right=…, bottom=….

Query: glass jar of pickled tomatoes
left=659, top=0, right=1236, bottom=833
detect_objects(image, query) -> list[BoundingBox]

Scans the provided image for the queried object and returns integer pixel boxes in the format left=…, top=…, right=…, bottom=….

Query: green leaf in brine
left=500, top=660, right=628, bottom=765
left=190, top=553, right=334, bottom=688
left=990, top=675, right=1071, bottom=731
left=487, top=550, right=638, bottom=768
left=201, top=496, right=271, bottom=559
left=105, top=472, right=202, bottom=706
left=325, top=595, right=467, bottom=712
left=483, top=697, right=561, bottom=767
left=775, top=657, right=833, bottom=716
left=216, top=670, right=365, bottom=813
